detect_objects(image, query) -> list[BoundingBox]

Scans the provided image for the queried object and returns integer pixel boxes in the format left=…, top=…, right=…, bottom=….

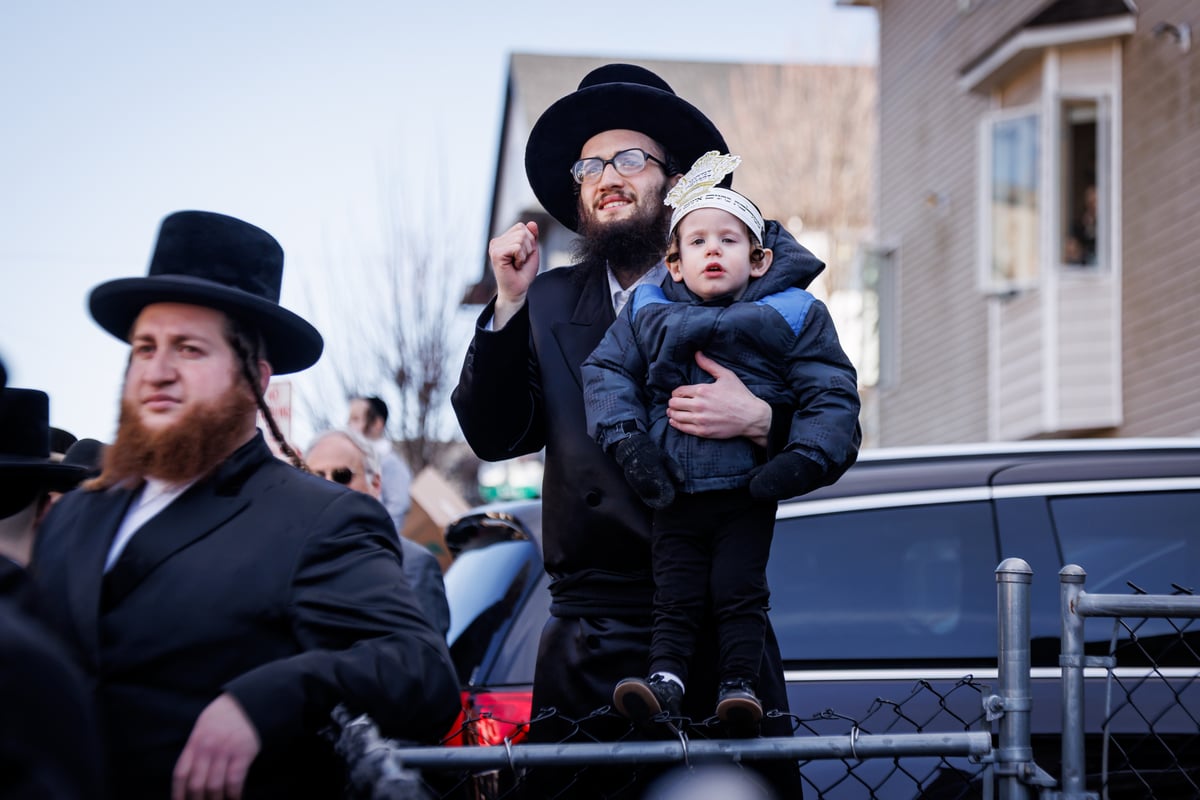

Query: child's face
left=668, top=207, right=772, bottom=300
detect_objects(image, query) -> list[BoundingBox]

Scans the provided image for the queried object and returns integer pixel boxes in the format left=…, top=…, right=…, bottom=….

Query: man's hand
left=172, top=693, right=261, bottom=800
left=668, top=352, right=772, bottom=447
left=487, top=221, right=540, bottom=329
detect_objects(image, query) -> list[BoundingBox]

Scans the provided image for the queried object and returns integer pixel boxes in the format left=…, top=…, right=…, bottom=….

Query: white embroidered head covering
left=665, top=151, right=765, bottom=244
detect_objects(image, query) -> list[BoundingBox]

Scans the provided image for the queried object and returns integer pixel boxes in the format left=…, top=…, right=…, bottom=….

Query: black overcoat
left=32, top=433, right=460, bottom=799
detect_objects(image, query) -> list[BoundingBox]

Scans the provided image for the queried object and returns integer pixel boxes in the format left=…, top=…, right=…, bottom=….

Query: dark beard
left=572, top=194, right=672, bottom=285
left=88, top=381, right=258, bottom=489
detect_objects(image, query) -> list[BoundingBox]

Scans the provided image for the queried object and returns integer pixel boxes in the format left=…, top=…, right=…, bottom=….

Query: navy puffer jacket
left=582, top=221, right=861, bottom=495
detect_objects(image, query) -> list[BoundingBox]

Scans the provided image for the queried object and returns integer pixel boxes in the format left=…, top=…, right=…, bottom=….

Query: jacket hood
left=662, top=220, right=825, bottom=303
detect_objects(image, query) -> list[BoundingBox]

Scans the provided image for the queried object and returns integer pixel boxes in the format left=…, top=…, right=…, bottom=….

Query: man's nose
left=597, top=161, right=624, bottom=188
left=143, top=350, right=178, bottom=382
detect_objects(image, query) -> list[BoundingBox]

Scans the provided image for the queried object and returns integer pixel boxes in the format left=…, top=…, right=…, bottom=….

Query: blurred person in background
left=0, top=385, right=103, bottom=799
left=348, top=394, right=413, bottom=532
left=308, top=426, right=450, bottom=638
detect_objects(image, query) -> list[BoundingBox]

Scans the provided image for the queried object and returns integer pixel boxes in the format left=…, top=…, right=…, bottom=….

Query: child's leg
left=709, top=494, right=777, bottom=683
left=648, top=497, right=715, bottom=685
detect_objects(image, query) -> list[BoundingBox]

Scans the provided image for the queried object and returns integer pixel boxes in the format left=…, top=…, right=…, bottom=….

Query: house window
left=983, top=108, right=1040, bottom=291
left=860, top=245, right=895, bottom=388
left=1060, top=97, right=1109, bottom=270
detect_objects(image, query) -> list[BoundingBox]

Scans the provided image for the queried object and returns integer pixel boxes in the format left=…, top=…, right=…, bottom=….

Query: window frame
left=975, top=44, right=1122, bottom=296
left=978, top=103, right=1043, bottom=294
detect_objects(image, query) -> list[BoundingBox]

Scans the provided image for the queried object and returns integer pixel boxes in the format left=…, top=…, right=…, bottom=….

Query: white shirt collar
left=608, top=262, right=668, bottom=317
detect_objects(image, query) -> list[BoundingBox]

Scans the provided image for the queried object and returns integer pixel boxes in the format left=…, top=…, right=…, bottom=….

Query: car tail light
left=443, top=690, right=534, bottom=747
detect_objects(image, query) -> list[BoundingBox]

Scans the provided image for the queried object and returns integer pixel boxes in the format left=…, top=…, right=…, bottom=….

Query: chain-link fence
left=330, top=559, right=1200, bottom=800
left=1058, top=566, right=1200, bottom=799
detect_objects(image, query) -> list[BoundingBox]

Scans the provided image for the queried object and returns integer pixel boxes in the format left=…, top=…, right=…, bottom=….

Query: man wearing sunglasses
left=454, top=64, right=818, bottom=798
left=307, top=427, right=450, bottom=637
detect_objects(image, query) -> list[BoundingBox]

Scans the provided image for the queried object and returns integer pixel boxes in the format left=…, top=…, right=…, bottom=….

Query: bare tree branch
left=301, top=152, right=475, bottom=472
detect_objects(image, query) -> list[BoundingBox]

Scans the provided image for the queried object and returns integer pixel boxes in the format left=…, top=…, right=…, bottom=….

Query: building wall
left=1119, top=0, right=1200, bottom=436
left=876, top=0, right=1200, bottom=443
left=875, top=0, right=1040, bottom=445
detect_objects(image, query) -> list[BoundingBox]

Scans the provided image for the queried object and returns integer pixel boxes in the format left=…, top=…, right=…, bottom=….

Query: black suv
left=442, top=439, right=1200, bottom=795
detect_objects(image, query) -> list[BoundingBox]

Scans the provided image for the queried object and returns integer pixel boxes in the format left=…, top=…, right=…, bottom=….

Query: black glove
left=613, top=433, right=684, bottom=510
left=748, top=452, right=826, bottom=501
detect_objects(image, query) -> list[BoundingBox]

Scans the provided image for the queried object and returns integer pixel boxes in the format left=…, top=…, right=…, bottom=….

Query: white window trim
left=960, top=15, right=1136, bottom=93
left=977, top=102, right=1043, bottom=295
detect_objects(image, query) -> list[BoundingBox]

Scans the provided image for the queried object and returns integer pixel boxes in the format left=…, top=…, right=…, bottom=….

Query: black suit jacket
left=453, top=260, right=657, bottom=610
left=32, top=434, right=460, bottom=799
left=0, top=559, right=104, bottom=799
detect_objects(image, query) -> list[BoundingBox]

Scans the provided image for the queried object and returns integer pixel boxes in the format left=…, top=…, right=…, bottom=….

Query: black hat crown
left=0, top=388, right=87, bottom=490
left=88, top=211, right=323, bottom=374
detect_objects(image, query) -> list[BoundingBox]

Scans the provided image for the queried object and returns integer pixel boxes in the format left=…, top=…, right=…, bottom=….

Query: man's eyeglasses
left=571, top=148, right=668, bottom=185
left=313, top=467, right=355, bottom=485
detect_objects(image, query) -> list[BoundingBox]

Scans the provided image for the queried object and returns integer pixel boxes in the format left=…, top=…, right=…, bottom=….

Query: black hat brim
left=0, top=460, right=88, bottom=492
left=89, top=275, right=323, bottom=375
left=526, top=82, right=728, bottom=232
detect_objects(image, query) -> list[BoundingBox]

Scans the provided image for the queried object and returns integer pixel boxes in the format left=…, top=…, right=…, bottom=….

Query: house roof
left=959, top=0, right=1136, bottom=92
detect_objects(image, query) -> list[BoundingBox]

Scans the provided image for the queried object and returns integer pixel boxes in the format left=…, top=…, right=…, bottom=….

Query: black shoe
left=613, top=675, right=683, bottom=721
left=716, top=678, right=763, bottom=733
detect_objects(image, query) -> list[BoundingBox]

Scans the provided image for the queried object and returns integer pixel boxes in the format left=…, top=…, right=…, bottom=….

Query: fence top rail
left=363, top=732, right=994, bottom=770
left=1075, top=591, right=1200, bottom=618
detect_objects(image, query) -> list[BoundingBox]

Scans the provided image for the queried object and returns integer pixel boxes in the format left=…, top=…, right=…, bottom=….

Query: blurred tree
left=301, top=155, right=477, bottom=473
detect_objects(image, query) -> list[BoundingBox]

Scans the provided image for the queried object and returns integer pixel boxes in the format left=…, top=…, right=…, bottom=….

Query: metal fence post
left=1058, top=564, right=1092, bottom=800
left=993, top=558, right=1034, bottom=800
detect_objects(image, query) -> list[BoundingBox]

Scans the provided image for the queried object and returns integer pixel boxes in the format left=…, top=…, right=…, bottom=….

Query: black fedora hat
left=88, top=210, right=323, bottom=374
left=525, top=63, right=729, bottom=232
left=0, top=389, right=87, bottom=491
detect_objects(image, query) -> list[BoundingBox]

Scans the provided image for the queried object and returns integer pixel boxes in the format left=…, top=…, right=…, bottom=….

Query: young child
left=582, top=152, right=861, bottom=731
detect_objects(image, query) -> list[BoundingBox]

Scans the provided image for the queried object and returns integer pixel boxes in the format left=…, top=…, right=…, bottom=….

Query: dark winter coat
left=582, top=226, right=861, bottom=494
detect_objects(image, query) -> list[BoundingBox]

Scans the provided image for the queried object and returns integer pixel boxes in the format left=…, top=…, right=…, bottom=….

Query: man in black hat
left=0, top=387, right=103, bottom=799
left=32, top=210, right=460, bottom=800
left=453, top=65, right=814, bottom=797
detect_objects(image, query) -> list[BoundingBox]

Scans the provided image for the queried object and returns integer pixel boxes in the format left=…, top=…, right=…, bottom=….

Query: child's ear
left=667, top=260, right=686, bottom=283
left=751, top=247, right=773, bottom=277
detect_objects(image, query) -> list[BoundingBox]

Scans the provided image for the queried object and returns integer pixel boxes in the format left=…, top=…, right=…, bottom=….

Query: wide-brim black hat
left=0, top=389, right=88, bottom=490
left=525, top=63, right=729, bottom=232
left=89, top=210, right=323, bottom=374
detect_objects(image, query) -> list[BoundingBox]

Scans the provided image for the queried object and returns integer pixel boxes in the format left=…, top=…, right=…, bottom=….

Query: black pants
left=650, top=489, right=777, bottom=687
left=523, top=609, right=802, bottom=798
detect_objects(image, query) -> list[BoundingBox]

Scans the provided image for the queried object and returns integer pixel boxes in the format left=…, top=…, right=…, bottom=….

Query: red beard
left=88, top=381, right=258, bottom=489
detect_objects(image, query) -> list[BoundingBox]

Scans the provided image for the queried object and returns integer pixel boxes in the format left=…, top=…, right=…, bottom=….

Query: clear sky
left=0, top=0, right=876, bottom=448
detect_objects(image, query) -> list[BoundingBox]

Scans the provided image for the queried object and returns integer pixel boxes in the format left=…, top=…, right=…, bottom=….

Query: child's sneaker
left=716, top=678, right=763, bottom=734
left=613, top=675, right=683, bottom=721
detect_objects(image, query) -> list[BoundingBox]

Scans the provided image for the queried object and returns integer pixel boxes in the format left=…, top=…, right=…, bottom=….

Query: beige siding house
left=845, top=0, right=1200, bottom=443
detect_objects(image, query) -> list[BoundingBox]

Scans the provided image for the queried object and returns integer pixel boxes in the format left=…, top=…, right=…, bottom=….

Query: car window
left=445, top=539, right=539, bottom=684
left=768, top=501, right=999, bottom=663
left=1051, top=491, right=1200, bottom=594
left=1050, top=490, right=1200, bottom=655
left=486, top=571, right=550, bottom=686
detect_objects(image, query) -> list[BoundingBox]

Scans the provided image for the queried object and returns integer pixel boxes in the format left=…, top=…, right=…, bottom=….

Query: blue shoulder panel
left=756, top=287, right=814, bottom=335
left=629, top=285, right=670, bottom=320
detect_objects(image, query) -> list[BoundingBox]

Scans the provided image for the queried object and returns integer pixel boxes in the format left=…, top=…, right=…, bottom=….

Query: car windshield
left=445, top=540, right=534, bottom=645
